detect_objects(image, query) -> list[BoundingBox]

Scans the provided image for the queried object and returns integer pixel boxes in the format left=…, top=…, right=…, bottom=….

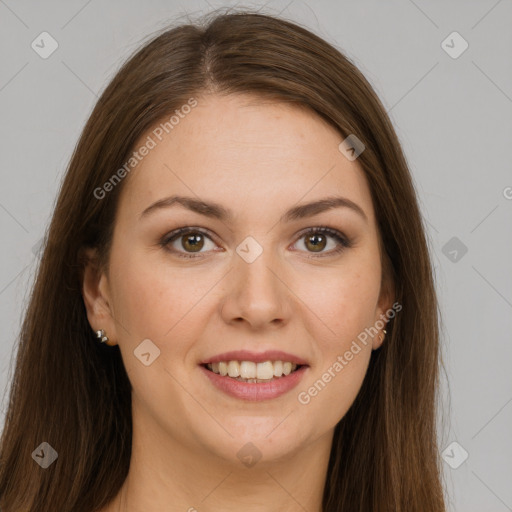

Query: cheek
left=298, top=345, right=372, bottom=433
left=110, top=247, right=218, bottom=346
left=292, top=251, right=380, bottom=421
left=108, top=248, right=172, bottom=336
left=296, top=270, right=377, bottom=427
left=109, top=252, right=207, bottom=400
left=293, top=260, right=381, bottom=342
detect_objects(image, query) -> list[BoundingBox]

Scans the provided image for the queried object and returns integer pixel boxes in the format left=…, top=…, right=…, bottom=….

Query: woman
left=0, top=9, right=447, bottom=512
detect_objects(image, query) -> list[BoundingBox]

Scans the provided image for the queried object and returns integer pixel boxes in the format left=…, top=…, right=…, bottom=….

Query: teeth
left=240, top=361, right=256, bottom=379
left=206, top=360, right=299, bottom=380
left=256, top=361, right=274, bottom=380
left=227, top=361, right=240, bottom=378
left=273, top=360, right=283, bottom=377
left=218, top=362, right=228, bottom=376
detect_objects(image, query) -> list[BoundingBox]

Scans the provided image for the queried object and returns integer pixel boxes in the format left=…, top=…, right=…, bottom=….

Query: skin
left=83, top=93, right=393, bottom=512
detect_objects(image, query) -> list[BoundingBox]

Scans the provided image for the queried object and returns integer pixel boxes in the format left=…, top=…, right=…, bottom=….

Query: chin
left=197, top=420, right=309, bottom=467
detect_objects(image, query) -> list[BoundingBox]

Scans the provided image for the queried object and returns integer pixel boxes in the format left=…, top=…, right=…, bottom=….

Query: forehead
left=117, top=93, right=375, bottom=227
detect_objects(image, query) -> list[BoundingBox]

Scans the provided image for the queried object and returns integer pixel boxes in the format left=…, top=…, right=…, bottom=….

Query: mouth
left=199, top=355, right=310, bottom=401
left=201, top=360, right=306, bottom=383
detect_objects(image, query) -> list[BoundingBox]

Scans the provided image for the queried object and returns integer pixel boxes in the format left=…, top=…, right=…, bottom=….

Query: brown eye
left=180, top=232, right=205, bottom=252
left=161, top=227, right=217, bottom=258
left=304, top=233, right=327, bottom=252
left=161, top=226, right=351, bottom=260
left=294, top=227, right=352, bottom=257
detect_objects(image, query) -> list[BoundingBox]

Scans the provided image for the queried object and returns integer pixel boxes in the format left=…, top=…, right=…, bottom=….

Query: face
left=83, top=93, right=392, bottom=467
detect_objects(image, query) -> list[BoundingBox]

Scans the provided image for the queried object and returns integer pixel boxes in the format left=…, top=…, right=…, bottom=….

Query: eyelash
left=159, top=226, right=352, bottom=260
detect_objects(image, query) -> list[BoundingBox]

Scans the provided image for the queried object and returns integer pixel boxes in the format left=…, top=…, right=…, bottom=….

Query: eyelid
left=160, top=225, right=352, bottom=258
left=290, top=226, right=352, bottom=256
left=160, top=226, right=220, bottom=258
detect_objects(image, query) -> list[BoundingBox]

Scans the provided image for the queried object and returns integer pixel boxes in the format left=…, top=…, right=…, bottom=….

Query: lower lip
left=199, top=364, right=308, bottom=401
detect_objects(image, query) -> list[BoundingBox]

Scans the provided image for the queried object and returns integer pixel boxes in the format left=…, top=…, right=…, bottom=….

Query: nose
left=220, top=247, right=291, bottom=330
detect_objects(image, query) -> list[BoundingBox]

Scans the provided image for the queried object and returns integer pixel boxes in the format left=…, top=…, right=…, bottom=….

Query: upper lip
left=200, top=350, right=309, bottom=366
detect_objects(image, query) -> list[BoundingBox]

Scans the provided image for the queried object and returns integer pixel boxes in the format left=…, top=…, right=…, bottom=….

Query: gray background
left=1, top=1, right=511, bottom=510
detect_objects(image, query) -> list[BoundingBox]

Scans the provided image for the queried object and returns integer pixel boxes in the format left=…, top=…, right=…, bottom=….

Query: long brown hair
left=0, top=9, right=447, bottom=511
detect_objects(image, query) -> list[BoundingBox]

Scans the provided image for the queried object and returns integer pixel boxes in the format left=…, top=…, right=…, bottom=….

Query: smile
left=205, top=360, right=301, bottom=382
left=200, top=361, right=309, bottom=401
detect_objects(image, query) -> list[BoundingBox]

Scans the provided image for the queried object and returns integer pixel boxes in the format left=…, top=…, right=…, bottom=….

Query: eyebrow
left=139, top=194, right=368, bottom=223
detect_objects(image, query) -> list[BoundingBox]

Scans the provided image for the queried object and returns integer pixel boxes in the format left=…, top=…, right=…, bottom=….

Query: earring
left=380, top=329, right=387, bottom=342
left=96, top=329, right=109, bottom=343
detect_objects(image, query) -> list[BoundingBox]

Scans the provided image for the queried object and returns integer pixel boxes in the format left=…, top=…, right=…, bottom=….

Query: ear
left=372, top=268, right=395, bottom=351
left=81, top=247, right=118, bottom=346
